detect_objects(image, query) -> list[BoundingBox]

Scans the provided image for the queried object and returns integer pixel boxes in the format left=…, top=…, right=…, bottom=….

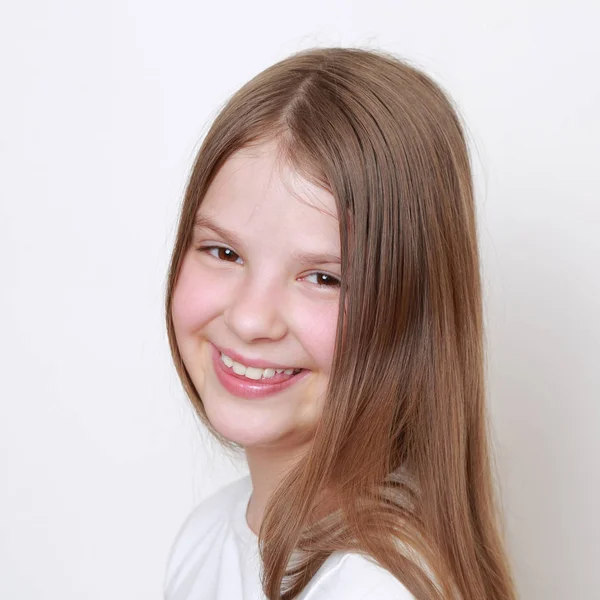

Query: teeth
left=243, top=366, right=263, bottom=380
left=220, top=352, right=299, bottom=380
left=232, top=361, right=247, bottom=376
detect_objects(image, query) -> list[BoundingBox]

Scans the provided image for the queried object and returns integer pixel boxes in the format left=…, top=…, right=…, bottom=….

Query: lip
left=210, top=343, right=309, bottom=399
left=216, top=344, right=299, bottom=371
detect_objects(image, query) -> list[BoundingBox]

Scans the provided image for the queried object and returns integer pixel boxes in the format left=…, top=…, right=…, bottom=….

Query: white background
left=1, top=1, right=598, bottom=598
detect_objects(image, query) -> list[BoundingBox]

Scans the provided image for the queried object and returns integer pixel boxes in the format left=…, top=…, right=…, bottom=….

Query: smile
left=211, top=344, right=308, bottom=399
left=219, top=352, right=302, bottom=380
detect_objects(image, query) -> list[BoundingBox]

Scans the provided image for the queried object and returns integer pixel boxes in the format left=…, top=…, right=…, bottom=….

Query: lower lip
left=210, top=344, right=309, bottom=399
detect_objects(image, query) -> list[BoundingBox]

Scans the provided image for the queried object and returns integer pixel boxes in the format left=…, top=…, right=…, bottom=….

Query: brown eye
left=306, top=272, right=341, bottom=288
left=200, top=246, right=243, bottom=264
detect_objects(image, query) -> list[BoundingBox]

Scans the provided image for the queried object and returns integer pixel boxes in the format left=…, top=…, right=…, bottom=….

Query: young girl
left=162, top=47, right=517, bottom=600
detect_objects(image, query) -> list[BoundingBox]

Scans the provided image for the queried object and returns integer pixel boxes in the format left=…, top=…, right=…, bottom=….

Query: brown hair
left=165, top=47, right=517, bottom=600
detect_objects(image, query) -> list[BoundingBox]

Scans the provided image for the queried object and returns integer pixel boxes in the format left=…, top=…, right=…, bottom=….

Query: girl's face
left=171, top=140, right=340, bottom=450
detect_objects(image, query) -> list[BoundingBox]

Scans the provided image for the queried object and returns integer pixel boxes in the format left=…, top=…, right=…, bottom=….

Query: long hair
left=165, top=47, right=517, bottom=600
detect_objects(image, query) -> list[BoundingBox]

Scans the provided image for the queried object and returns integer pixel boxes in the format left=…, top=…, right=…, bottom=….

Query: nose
left=223, top=273, right=288, bottom=343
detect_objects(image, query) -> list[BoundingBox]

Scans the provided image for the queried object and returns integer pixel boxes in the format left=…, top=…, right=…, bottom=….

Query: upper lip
left=214, top=344, right=302, bottom=371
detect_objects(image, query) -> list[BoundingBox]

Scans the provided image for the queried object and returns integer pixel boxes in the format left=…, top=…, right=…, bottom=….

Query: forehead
left=198, top=141, right=339, bottom=247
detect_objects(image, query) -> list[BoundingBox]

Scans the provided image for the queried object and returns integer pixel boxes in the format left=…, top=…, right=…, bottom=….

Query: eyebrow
left=193, top=214, right=341, bottom=265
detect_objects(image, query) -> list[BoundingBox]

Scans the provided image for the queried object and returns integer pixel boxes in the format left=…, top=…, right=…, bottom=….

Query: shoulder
left=301, top=551, right=415, bottom=600
left=163, top=475, right=251, bottom=590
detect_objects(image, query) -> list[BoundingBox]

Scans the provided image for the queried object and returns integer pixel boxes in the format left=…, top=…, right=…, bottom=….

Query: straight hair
left=165, top=46, right=517, bottom=600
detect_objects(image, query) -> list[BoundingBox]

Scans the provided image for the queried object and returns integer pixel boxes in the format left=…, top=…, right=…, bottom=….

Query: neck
left=244, top=443, right=310, bottom=535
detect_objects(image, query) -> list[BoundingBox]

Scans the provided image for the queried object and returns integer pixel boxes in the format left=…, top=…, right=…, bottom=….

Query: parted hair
left=165, top=46, right=517, bottom=600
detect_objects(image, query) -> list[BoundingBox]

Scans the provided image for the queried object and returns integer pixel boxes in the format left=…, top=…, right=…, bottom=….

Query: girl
left=163, top=47, right=517, bottom=600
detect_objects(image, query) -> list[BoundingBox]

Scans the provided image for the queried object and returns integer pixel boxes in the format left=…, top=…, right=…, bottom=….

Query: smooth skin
left=171, top=140, right=341, bottom=534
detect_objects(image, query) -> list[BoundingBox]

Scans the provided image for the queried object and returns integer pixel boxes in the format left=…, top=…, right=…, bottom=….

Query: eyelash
left=196, top=245, right=341, bottom=289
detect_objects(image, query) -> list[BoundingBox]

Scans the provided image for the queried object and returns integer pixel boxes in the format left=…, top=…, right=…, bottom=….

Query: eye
left=198, top=245, right=244, bottom=264
left=305, top=272, right=341, bottom=288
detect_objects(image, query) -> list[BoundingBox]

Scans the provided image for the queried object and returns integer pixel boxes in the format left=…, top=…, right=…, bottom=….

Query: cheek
left=295, top=301, right=339, bottom=373
left=171, top=254, right=228, bottom=336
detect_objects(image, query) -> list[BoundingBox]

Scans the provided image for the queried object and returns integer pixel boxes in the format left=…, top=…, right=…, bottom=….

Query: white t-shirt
left=164, top=474, right=415, bottom=599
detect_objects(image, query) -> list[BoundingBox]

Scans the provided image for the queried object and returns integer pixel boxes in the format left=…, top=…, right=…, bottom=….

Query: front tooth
left=283, top=369, right=293, bottom=375
left=232, top=361, right=246, bottom=375
left=262, top=368, right=276, bottom=379
left=244, top=367, right=264, bottom=380
left=275, top=369, right=284, bottom=374
left=221, top=353, right=234, bottom=368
